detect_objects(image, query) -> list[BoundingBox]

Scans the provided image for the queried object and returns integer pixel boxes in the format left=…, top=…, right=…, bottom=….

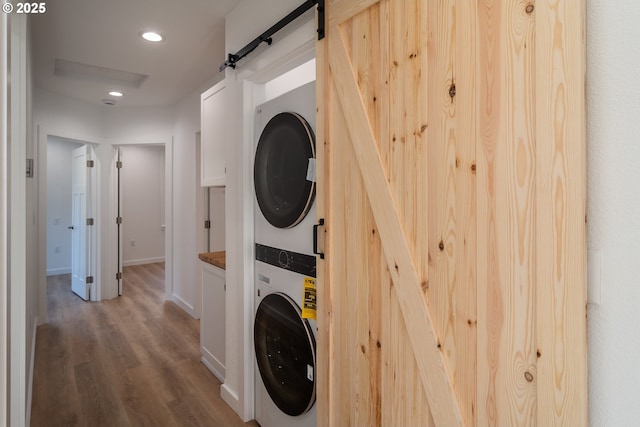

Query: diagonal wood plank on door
left=327, top=20, right=465, bottom=427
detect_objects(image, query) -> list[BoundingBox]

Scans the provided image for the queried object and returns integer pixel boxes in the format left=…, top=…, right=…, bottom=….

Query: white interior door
left=70, top=145, right=93, bottom=300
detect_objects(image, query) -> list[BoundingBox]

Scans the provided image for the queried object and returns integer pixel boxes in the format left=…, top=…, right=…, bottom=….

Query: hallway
left=30, top=263, right=256, bottom=427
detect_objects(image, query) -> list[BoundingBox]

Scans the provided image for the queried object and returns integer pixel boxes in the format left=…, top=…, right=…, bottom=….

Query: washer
left=253, top=81, right=317, bottom=427
left=254, top=260, right=317, bottom=427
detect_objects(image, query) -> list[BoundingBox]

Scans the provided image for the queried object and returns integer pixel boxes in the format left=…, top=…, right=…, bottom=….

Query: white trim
left=46, top=267, right=71, bottom=276
left=122, top=257, right=165, bottom=267
left=0, top=10, right=9, bottom=425
left=9, top=14, right=28, bottom=427
left=171, top=294, right=196, bottom=318
left=25, top=317, right=37, bottom=427
left=165, top=138, right=174, bottom=302
left=200, top=352, right=225, bottom=383
left=221, top=383, right=241, bottom=416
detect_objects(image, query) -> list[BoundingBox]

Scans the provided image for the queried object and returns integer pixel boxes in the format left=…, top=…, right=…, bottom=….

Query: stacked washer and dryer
left=253, top=81, right=318, bottom=427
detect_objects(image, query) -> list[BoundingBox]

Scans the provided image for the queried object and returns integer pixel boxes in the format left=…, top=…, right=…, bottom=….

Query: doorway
left=45, top=137, right=84, bottom=277
left=45, top=137, right=97, bottom=301
left=115, top=144, right=170, bottom=297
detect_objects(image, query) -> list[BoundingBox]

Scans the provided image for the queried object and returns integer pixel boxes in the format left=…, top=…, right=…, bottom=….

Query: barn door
left=317, top=0, right=586, bottom=426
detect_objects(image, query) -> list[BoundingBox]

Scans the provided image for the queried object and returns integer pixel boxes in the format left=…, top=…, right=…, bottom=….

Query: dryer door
left=254, top=292, right=316, bottom=416
left=254, top=112, right=316, bottom=229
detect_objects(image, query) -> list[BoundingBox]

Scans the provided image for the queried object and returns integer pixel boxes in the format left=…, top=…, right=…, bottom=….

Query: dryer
left=253, top=81, right=318, bottom=427
left=253, top=81, right=316, bottom=255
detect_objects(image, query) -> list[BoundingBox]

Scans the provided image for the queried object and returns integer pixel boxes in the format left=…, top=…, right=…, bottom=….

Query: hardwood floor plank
left=167, top=393, right=227, bottom=427
left=74, top=360, right=131, bottom=426
left=113, top=364, right=182, bottom=427
left=30, top=323, right=83, bottom=427
left=31, top=263, right=257, bottom=427
left=95, top=323, right=142, bottom=370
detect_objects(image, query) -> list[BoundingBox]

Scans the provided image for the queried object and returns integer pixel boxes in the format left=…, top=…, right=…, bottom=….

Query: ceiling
left=31, top=0, right=242, bottom=107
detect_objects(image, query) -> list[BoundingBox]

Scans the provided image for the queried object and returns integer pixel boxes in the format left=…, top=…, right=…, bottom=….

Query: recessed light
left=108, top=91, right=123, bottom=97
left=141, top=31, right=164, bottom=42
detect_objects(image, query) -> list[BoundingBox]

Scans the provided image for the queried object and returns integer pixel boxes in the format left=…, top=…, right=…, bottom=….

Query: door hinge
left=116, top=161, right=123, bottom=169
left=86, top=276, right=94, bottom=284
left=313, top=218, right=326, bottom=259
left=86, top=218, right=94, bottom=226
left=26, top=159, right=34, bottom=178
left=204, top=220, right=211, bottom=229
left=116, top=217, right=122, bottom=224
left=87, top=160, right=95, bottom=168
left=116, top=272, right=122, bottom=280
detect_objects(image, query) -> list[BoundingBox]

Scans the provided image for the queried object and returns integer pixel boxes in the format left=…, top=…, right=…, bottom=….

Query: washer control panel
left=255, top=243, right=316, bottom=278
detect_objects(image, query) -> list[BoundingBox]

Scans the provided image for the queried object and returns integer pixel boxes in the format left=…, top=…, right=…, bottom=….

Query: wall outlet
left=130, top=240, right=136, bottom=247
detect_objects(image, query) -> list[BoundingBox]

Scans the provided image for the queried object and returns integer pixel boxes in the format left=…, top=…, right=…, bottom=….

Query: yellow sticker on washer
left=302, top=278, right=317, bottom=320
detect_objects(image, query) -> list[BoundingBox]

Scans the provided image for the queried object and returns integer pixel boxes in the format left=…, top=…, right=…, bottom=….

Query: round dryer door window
left=254, top=293, right=316, bottom=416
left=254, top=112, right=316, bottom=229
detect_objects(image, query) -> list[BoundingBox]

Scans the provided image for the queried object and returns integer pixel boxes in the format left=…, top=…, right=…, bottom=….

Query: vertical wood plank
left=453, top=1, right=479, bottom=425
left=426, top=0, right=461, bottom=424
left=476, top=1, right=502, bottom=423
left=426, top=1, right=478, bottom=425
left=535, top=0, right=588, bottom=425
left=477, top=1, right=538, bottom=425
left=327, top=76, right=347, bottom=426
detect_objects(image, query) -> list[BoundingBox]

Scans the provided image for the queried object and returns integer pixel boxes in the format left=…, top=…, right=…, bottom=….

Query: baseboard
left=171, top=294, right=197, bottom=318
left=26, top=316, right=38, bottom=427
left=221, top=383, right=240, bottom=416
left=200, top=351, right=225, bottom=382
left=122, top=257, right=165, bottom=267
left=46, top=267, right=70, bottom=276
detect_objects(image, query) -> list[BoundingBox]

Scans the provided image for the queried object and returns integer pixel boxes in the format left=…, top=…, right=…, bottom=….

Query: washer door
left=254, top=112, right=315, bottom=229
left=254, top=292, right=316, bottom=416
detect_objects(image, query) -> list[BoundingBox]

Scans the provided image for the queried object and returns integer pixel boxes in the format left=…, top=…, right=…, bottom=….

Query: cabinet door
left=201, top=262, right=225, bottom=381
left=201, top=79, right=227, bottom=186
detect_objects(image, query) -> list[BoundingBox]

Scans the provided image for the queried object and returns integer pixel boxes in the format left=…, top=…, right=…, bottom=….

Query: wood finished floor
left=31, top=263, right=258, bottom=427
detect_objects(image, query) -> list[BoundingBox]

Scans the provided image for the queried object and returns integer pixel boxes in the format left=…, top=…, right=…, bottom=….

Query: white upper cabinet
left=201, top=79, right=227, bottom=187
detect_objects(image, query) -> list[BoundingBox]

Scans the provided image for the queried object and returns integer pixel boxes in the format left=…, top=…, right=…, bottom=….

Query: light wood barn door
left=316, top=0, right=587, bottom=426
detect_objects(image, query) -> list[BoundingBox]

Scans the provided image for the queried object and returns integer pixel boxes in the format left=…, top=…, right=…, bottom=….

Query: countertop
left=198, top=251, right=226, bottom=270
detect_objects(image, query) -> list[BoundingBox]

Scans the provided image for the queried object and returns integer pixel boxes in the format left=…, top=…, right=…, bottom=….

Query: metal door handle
left=313, top=219, right=325, bottom=259
left=68, top=226, right=74, bottom=230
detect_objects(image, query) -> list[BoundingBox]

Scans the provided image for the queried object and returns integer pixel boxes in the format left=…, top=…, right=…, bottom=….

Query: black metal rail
left=219, top=0, right=325, bottom=72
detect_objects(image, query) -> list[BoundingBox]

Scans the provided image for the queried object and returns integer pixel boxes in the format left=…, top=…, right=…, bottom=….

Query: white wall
left=209, top=187, right=225, bottom=251
left=121, top=145, right=165, bottom=266
left=35, top=88, right=105, bottom=138
left=105, top=106, right=174, bottom=143
left=46, top=137, right=82, bottom=275
left=173, top=80, right=219, bottom=317
left=587, top=1, right=640, bottom=426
